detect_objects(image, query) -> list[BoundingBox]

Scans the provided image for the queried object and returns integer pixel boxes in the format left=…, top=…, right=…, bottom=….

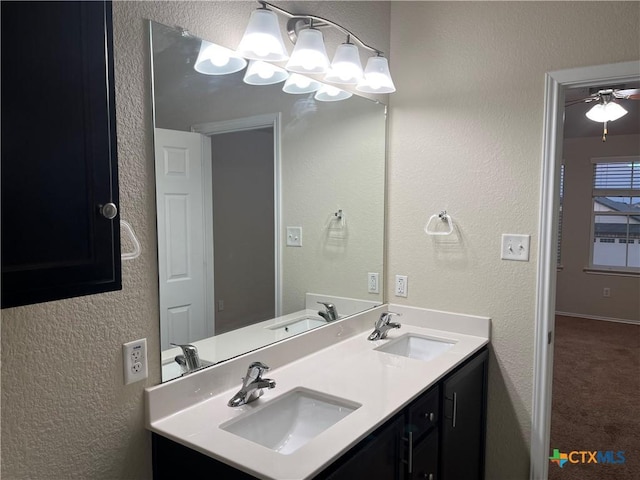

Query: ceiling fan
left=565, top=87, right=640, bottom=141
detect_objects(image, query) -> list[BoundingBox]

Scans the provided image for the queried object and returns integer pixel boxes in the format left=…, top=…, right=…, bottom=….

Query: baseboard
left=555, top=311, right=640, bottom=326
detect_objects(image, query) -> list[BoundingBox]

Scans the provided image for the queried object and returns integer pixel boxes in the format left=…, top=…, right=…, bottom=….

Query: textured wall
left=556, top=134, right=640, bottom=322
left=0, top=2, right=390, bottom=479
left=388, top=2, right=639, bottom=479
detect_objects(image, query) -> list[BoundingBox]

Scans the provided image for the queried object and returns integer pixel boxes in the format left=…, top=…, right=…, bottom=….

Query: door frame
left=530, top=60, right=640, bottom=480
left=192, top=113, right=283, bottom=319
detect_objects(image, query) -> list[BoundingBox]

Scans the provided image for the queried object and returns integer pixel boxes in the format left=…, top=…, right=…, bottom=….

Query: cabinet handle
left=402, top=431, right=413, bottom=474
left=423, top=474, right=434, bottom=480
left=452, top=392, right=457, bottom=428
left=424, top=412, right=435, bottom=422
left=100, top=202, right=118, bottom=220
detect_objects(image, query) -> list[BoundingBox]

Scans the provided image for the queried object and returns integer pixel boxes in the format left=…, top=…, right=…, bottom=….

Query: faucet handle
left=376, top=311, right=402, bottom=327
left=317, top=301, right=335, bottom=310
left=170, top=343, right=200, bottom=371
left=247, top=361, right=270, bottom=379
left=382, top=311, right=402, bottom=321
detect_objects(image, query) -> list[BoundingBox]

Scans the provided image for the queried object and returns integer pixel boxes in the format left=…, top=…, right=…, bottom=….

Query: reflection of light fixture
left=194, top=40, right=247, bottom=75
left=324, top=39, right=363, bottom=85
left=285, top=26, right=330, bottom=74
left=585, top=100, right=628, bottom=122
left=283, top=73, right=321, bottom=94
left=356, top=55, right=396, bottom=94
left=236, top=6, right=289, bottom=61
left=237, top=1, right=395, bottom=96
left=243, top=60, right=289, bottom=85
left=315, top=85, right=352, bottom=102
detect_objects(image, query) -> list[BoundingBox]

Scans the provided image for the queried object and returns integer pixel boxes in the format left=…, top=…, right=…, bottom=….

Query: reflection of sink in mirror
left=375, top=334, right=456, bottom=362
left=220, top=388, right=360, bottom=455
left=266, top=316, right=327, bottom=339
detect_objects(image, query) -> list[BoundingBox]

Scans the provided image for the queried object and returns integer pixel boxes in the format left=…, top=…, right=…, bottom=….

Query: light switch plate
left=501, top=234, right=530, bottom=261
left=286, top=226, right=302, bottom=247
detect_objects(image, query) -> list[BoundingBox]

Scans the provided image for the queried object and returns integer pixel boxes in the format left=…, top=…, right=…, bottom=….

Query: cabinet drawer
left=407, top=386, right=439, bottom=441
left=412, top=430, right=438, bottom=480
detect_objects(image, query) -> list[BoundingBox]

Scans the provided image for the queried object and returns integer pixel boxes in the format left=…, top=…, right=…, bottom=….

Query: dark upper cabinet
left=1, top=1, right=121, bottom=308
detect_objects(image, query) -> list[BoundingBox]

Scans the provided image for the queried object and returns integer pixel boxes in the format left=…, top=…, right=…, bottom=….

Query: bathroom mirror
left=150, top=21, right=386, bottom=381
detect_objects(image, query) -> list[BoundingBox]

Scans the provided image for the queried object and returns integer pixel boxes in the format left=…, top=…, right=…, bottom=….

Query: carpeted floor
left=549, top=315, right=640, bottom=480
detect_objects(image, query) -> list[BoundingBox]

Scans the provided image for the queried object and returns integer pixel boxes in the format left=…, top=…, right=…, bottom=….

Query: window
left=591, top=157, right=640, bottom=271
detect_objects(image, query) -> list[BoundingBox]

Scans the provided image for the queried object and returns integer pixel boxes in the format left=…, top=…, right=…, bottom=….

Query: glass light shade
left=585, top=102, right=628, bottom=122
left=236, top=9, right=289, bottom=61
left=324, top=43, right=363, bottom=85
left=356, top=56, right=396, bottom=94
left=243, top=60, right=289, bottom=85
left=314, top=85, right=352, bottom=102
left=285, top=28, right=330, bottom=74
left=194, top=40, right=247, bottom=75
left=282, top=73, right=321, bottom=94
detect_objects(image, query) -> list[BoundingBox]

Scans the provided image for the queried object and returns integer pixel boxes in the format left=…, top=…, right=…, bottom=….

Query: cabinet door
left=1, top=1, right=121, bottom=308
left=440, top=349, right=488, bottom=480
left=321, top=416, right=404, bottom=480
left=412, top=430, right=438, bottom=480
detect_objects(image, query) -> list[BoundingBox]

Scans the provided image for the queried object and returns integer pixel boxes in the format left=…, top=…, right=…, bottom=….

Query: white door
left=154, top=128, right=211, bottom=350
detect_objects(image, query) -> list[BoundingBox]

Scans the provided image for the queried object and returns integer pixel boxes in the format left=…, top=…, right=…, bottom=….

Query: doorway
left=531, top=60, right=640, bottom=479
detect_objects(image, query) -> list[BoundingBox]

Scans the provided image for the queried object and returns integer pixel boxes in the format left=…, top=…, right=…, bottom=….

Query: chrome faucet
left=171, top=343, right=201, bottom=372
left=368, top=312, right=402, bottom=341
left=317, top=301, right=339, bottom=322
left=228, top=361, right=276, bottom=407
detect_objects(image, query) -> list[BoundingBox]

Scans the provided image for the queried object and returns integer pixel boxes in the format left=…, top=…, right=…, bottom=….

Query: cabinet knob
left=423, top=474, right=434, bottom=480
left=100, top=202, right=118, bottom=220
left=424, top=412, right=435, bottom=422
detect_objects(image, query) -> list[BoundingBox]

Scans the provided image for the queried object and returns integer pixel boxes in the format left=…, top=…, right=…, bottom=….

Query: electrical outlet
left=123, top=338, right=148, bottom=385
left=368, top=272, right=379, bottom=294
left=395, top=275, right=408, bottom=297
left=286, top=226, right=302, bottom=247
left=603, top=287, right=611, bottom=298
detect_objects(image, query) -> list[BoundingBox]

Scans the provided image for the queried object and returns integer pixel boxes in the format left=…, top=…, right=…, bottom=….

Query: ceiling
left=564, top=81, right=640, bottom=138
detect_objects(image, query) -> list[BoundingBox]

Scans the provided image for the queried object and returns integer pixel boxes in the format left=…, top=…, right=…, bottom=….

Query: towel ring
left=424, top=211, right=454, bottom=236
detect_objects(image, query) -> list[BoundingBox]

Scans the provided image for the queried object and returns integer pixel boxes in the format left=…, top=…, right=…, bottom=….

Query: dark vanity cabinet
left=152, top=347, right=489, bottom=480
left=1, top=1, right=121, bottom=308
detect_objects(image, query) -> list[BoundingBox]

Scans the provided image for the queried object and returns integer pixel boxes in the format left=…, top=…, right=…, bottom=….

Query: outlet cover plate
left=123, top=338, right=148, bottom=385
left=286, top=226, right=302, bottom=247
left=501, top=234, right=530, bottom=262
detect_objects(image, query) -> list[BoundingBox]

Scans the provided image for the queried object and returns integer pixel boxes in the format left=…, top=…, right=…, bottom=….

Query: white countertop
left=147, top=305, right=489, bottom=480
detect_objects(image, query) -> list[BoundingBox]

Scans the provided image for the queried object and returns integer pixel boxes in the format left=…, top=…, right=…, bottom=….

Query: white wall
left=557, top=134, right=640, bottom=322
left=388, top=2, right=639, bottom=479
left=0, top=2, right=390, bottom=479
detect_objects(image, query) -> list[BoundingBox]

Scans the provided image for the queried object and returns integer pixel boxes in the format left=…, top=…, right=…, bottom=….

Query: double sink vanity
left=146, top=305, right=490, bottom=479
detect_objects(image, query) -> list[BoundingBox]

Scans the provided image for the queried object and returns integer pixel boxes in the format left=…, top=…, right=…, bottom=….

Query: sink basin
left=375, top=333, right=455, bottom=362
left=220, top=388, right=360, bottom=454
left=266, top=316, right=327, bottom=339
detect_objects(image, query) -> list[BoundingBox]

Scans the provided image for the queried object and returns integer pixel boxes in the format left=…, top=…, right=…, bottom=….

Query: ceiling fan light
left=324, top=42, right=363, bottom=85
left=356, top=55, right=396, bottom=94
left=237, top=8, right=289, bottom=62
left=243, top=60, right=289, bottom=85
left=194, top=40, right=247, bottom=75
left=285, top=28, right=330, bottom=74
left=314, top=84, right=352, bottom=102
left=283, top=73, right=321, bottom=94
left=585, top=102, right=628, bottom=123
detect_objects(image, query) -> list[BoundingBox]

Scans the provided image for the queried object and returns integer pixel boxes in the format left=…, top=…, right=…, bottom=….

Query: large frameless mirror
left=150, top=21, right=387, bottom=381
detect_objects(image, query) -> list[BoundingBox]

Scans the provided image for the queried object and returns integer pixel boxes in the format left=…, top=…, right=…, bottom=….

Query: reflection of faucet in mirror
left=368, top=312, right=402, bottom=341
left=170, top=343, right=201, bottom=372
left=228, top=362, right=276, bottom=407
left=317, top=301, right=339, bottom=322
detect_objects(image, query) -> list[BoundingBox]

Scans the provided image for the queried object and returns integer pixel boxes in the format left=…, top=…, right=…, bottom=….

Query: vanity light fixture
left=285, top=23, right=330, bottom=74
left=315, top=85, right=352, bottom=102
left=324, top=38, right=363, bottom=85
left=282, top=73, right=321, bottom=94
left=194, top=40, right=247, bottom=75
left=356, top=54, right=396, bottom=94
left=243, top=60, right=289, bottom=85
left=238, top=1, right=395, bottom=96
left=236, top=5, right=289, bottom=61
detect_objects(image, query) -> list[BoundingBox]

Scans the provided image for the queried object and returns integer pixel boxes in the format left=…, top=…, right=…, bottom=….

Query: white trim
left=590, top=155, right=640, bottom=164
left=555, top=311, right=640, bottom=326
left=192, top=113, right=284, bottom=318
left=532, top=60, right=640, bottom=480
left=201, top=135, right=215, bottom=337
